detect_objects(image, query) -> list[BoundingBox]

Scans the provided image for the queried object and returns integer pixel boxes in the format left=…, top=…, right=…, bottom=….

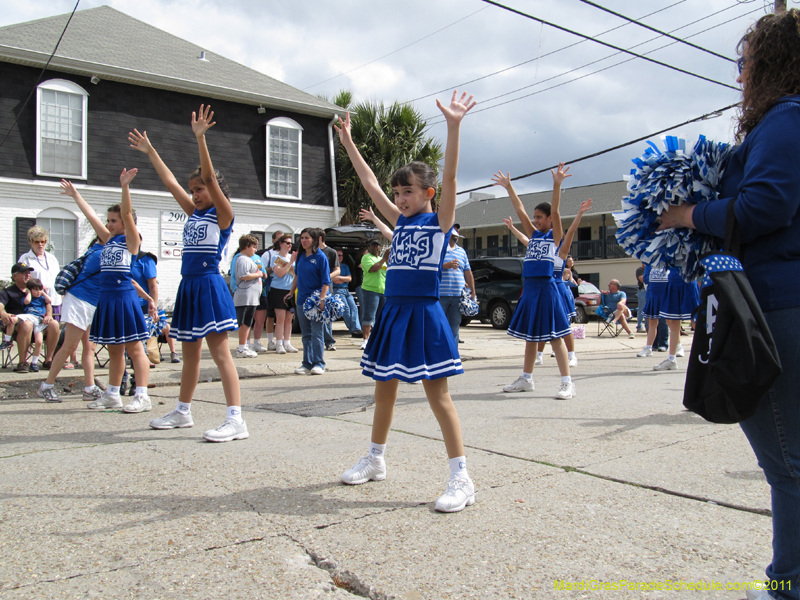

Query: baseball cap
left=11, top=262, right=34, bottom=275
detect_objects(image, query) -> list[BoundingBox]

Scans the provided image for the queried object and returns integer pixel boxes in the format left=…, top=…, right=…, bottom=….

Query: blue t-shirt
left=333, top=263, right=351, bottom=290
left=99, top=234, right=137, bottom=291
left=181, top=206, right=233, bottom=276
left=295, top=250, right=331, bottom=303
left=523, top=229, right=556, bottom=278
left=25, top=295, right=47, bottom=318
left=385, top=211, right=450, bottom=299
left=69, top=243, right=104, bottom=306
left=605, top=290, right=627, bottom=307
left=440, top=244, right=471, bottom=297
left=131, top=253, right=158, bottom=307
left=269, top=253, right=295, bottom=291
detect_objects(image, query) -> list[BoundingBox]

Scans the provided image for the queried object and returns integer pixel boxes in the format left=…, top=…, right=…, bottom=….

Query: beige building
left=453, top=180, right=640, bottom=287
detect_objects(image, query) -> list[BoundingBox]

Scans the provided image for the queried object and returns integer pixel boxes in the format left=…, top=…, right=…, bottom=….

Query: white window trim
left=36, top=78, right=89, bottom=180
left=266, top=116, right=303, bottom=201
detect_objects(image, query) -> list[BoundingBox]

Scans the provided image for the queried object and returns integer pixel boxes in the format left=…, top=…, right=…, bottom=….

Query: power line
left=0, top=0, right=81, bottom=149
left=576, top=0, right=734, bottom=62
left=403, top=0, right=692, bottom=105
left=455, top=102, right=741, bottom=195
left=425, top=5, right=758, bottom=126
left=301, top=6, right=489, bottom=90
left=479, top=0, right=739, bottom=91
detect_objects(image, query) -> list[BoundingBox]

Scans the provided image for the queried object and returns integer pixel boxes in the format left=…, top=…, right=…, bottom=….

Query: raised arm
left=335, top=113, right=401, bottom=226
left=272, top=253, right=296, bottom=279
left=503, top=216, right=530, bottom=245
left=492, top=171, right=534, bottom=237
left=550, top=162, right=571, bottom=245
left=60, top=180, right=111, bottom=243
left=558, top=199, right=592, bottom=259
left=359, top=207, right=394, bottom=241
left=119, top=168, right=141, bottom=256
left=436, top=90, right=476, bottom=233
left=128, top=129, right=194, bottom=216
left=192, top=105, right=234, bottom=229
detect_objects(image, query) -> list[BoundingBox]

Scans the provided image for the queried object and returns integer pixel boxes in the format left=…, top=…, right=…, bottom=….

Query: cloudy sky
left=1, top=0, right=782, bottom=199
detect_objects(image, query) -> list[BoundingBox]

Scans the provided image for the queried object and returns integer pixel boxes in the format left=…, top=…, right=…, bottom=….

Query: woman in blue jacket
left=661, top=11, right=800, bottom=599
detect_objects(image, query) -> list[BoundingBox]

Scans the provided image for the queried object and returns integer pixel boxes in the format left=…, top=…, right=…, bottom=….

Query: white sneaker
left=236, top=348, right=258, bottom=358
left=203, top=419, right=249, bottom=442
left=637, top=347, right=653, bottom=357
left=37, top=384, right=62, bottom=403
left=252, top=341, right=267, bottom=353
left=284, top=342, right=299, bottom=353
left=267, top=339, right=277, bottom=351
left=87, top=392, right=122, bottom=410
left=294, top=366, right=311, bottom=375
left=360, top=339, right=367, bottom=350
left=276, top=342, right=286, bottom=355
left=149, top=409, right=193, bottom=429
left=653, top=358, right=677, bottom=371
left=82, top=385, right=103, bottom=402
left=341, top=454, right=386, bottom=485
left=310, top=366, right=325, bottom=375
left=534, top=355, right=544, bottom=366
left=745, top=588, right=773, bottom=600
left=675, top=344, right=685, bottom=357
left=503, top=376, right=534, bottom=393
left=123, top=393, right=152, bottom=413
left=556, top=381, right=576, bottom=399
left=568, top=355, right=578, bottom=368
left=435, top=476, right=476, bottom=512
left=628, top=332, right=636, bottom=339
left=550, top=350, right=556, bottom=357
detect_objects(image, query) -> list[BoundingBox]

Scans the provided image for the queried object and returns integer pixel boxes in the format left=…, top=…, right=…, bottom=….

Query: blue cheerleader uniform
left=641, top=265, right=669, bottom=320
left=90, top=234, right=149, bottom=345
left=360, top=212, right=463, bottom=382
left=170, top=206, right=237, bottom=342
left=659, top=268, right=700, bottom=320
left=507, top=230, right=571, bottom=342
left=553, top=252, right=577, bottom=320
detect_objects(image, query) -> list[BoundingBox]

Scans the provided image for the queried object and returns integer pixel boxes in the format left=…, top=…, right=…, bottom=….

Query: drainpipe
left=327, top=115, right=340, bottom=224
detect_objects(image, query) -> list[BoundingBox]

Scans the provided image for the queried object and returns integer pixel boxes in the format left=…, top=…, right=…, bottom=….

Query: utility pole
left=775, top=0, right=787, bottom=13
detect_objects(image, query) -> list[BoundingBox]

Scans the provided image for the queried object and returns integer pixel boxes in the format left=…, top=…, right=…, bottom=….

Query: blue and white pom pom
left=613, top=135, right=733, bottom=280
left=459, top=286, right=479, bottom=317
left=302, top=290, right=346, bottom=323
left=144, top=309, right=168, bottom=337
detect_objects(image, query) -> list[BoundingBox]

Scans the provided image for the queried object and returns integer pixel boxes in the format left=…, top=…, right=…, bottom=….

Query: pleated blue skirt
left=170, top=273, right=238, bottom=342
left=659, top=280, right=700, bottom=320
left=361, top=296, right=463, bottom=382
left=90, top=288, right=149, bottom=345
left=641, top=282, right=667, bottom=320
left=508, top=277, right=571, bottom=342
left=556, top=280, right=577, bottom=320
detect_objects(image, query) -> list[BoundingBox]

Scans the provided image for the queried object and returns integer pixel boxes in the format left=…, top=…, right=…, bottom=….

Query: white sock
left=134, top=386, right=147, bottom=396
left=369, top=442, right=386, bottom=459
left=537, top=352, right=543, bottom=358
left=238, top=344, right=246, bottom=352
left=177, top=401, right=191, bottom=414
left=668, top=354, right=676, bottom=361
left=30, top=355, right=40, bottom=365
left=561, top=375, right=572, bottom=383
left=3, top=334, right=10, bottom=342
left=276, top=339, right=284, bottom=348
left=267, top=333, right=274, bottom=343
left=449, top=456, right=468, bottom=479
left=41, top=382, right=54, bottom=390
left=643, top=345, right=652, bottom=350
left=568, top=351, right=576, bottom=359
left=226, top=405, right=243, bottom=424
left=254, top=338, right=261, bottom=345
left=108, top=385, right=121, bottom=397
left=522, top=371, right=533, bottom=381
left=84, top=385, right=94, bottom=393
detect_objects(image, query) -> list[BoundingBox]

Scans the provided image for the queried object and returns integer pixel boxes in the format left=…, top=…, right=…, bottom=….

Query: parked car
left=466, top=257, right=523, bottom=330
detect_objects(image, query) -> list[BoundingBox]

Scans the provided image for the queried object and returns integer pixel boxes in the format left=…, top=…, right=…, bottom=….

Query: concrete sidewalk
left=0, top=322, right=772, bottom=599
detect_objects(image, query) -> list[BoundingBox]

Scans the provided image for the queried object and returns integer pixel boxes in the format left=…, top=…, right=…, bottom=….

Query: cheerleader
left=335, top=91, right=476, bottom=512
left=130, top=106, right=246, bottom=442
left=636, top=265, right=670, bottom=358
left=87, top=168, right=152, bottom=412
left=652, top=269, right=699, bottom=371
left=492, top=165, right=576, bottom=399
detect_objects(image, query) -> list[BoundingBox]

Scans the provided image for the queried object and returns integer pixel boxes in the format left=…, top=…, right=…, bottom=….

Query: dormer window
left=266, top=117, right=302, bottom=200
left=36, top=79, right=88, bottom=179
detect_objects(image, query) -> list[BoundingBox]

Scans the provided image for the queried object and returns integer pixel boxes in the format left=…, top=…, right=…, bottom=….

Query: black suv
left=466, top=257, right=524, bottom=329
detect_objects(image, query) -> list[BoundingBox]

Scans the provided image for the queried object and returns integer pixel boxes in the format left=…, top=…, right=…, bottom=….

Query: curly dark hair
left=188, top=166, right=231, bottom=199
left=736, top=9, right=800, bottom=141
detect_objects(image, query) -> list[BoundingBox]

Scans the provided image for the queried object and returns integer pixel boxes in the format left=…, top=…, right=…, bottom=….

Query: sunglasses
left=281, top=240, right=292, bottom=245
left=736, top=57, right=746, bottom=75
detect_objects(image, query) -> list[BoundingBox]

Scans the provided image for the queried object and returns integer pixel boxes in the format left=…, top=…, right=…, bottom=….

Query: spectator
left=439, top=226, right=475, bottom=344
left=268, top=233, right=298, bottom=354
left=233, top=234, right=265, bottom=358
left=565, top=255, right=581, bottom=284
left=0, top=264, right=60, bottom=373
left=317, top=229, right=340, bottom=351
left=15, top=278, right=52, bottom=372
left=601, top=279, right=634, bottom=338
left=332, top=249, right=362, bottom=338
left=258, top=230, right=284, bottom=351
left=360, top=239, right=388, bottom=351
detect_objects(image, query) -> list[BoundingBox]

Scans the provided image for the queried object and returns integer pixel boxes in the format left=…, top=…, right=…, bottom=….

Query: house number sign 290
left=160, top=210, right=187, bottom=259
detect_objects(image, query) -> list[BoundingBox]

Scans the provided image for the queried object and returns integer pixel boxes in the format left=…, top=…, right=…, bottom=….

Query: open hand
left=59, top=179, right=78, bottom=198
left=577, top=198, right=593, bottom=215
left=191, top=104, right=216, bottom=138
left=128, top=129, right=153, bottom=154
left=502, top=216, right=514, bottom=230
left=334, top=112, right=353, bottom=145
left=120, top=167, right=138, bottom=186
left=551, top=162, right=572, bottom=186
left=359, top=207, right=377, bottom=223
left=491, top=171, right=513, bottom=191
left=436, top=90, right=476, bottom=124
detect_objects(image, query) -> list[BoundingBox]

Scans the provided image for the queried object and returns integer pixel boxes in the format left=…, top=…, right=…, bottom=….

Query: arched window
left=36, top=207, right=78, bottom=265
left=266, top=117, right=302, bottom=200
left=36, top=79, right=89, bottom=179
